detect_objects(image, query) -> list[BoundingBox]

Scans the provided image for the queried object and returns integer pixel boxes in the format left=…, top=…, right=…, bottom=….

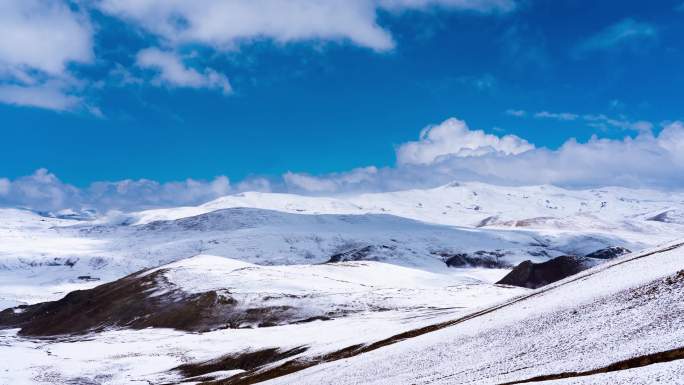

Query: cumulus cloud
left=4, top=119, right=684, bottom=210
left=576, top=18, right=657, bottom=54
left=284, top=166, right=378, bottom=193
left=283, top=119, right=684, bottom=193
left=396, top=118, right=534, bottom=165
left=0, top=0, right=516, bottom=111
left=136, top=48, right=232, bottom=93
left=0, top=169, right=234, bottom=212
left=0, top=0, right=92, bottom=111
left=0, top=169, right=81, bottom=212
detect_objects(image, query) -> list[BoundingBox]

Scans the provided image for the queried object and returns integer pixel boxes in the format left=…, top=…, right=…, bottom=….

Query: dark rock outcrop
left=585, top=246, right=631, bottom=260
left=326, top=245, right=396, bottom=263
left=327, top=246, right=376, bottom=263
left=439, top=250, right=511, bottom=268
left=0, top=269, right=313, bottom=337
left=496, top=256, right=595, bottom=289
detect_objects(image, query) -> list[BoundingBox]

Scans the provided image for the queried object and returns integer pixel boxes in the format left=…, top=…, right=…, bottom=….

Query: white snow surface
left=0, top=255, right=527, bottom=384
left=1, top=182, right=684, bottom=384
left=2, top=182, right=683, bottom=308
left=263, top=240, right=684, bottom=385
left=142, top=255, right=522, bottom=326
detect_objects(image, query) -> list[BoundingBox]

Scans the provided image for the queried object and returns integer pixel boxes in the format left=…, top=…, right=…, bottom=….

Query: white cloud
left=0, top=1, right=92, bottom=76
left=284, top=167, right=378, bottom=193
left=582, top=114, right=653, bottom=132
left=515, top=109, right=654, bottom=132
left=0, top=170, right=234, bottom=212
left=506, top=109, right=526, bottom=117
left=87, top=175, right=232, bottom=210
left=576, top=18, right=657, bottom=53
left=236, top=177, right=273, bottom=193
left=282, top=119, right=684, bottom=192
left=95, top=0, right=515, bottom=52
left=97, top=0, right=395, bottom=52
left=0, top=82, right=82, bottom=111
left=4, top=120, right=684, bottom=209
left=396, top=117, right=534, bottom=165
left=0, top=178, right=10, bottom=196
left=136, top=48, right=232, bottom=94
left=0, top=0, right=93, bottom=111
left=534, top=111, right=579, bottom=121
left=378, top=0, right=515, bottom=12
left=283, top=172, right=340, bottom=193
left=0, top=0, right=514, bottom=110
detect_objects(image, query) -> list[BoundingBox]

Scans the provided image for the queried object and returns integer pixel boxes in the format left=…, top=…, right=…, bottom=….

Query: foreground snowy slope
left=0, top=256, right=526, bottom=384
left=1, top=182, right=683, bottom=384
left=255, top=240, right=684, bottom=385
left=4, top=236, right=678, bottom=385
left=2, top=255, right=521, bottom=335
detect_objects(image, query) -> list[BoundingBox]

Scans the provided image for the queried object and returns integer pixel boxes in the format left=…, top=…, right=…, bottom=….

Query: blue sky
left=1, top=0, right=684, bottom=210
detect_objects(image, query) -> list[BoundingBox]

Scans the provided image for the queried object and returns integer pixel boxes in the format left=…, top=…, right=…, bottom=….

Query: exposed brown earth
left=168, top=347, right=308, bottom=384
left=183, top=245, right=684, bottom=385
left=498, top=347, right=684, bottom=384
left=497, top=246, right=632, bottom=289
left=0, top=268, right=319, bottom=336
left=495, top=255, right=593, bottom=289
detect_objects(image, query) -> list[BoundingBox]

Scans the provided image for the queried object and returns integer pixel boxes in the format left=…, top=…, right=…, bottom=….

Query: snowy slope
left=2, top=181, right=684, bottom=310
left=0, top=206, right=648, bottom=309
left=258, top=240, right=684, bottom=385
left=0, top=255, right=527, bottom=384
left=1, top=183, right=683, bottom=384
left=3, top=238, right=680, bottom=385
left=128, top=182, right=684, bottom=240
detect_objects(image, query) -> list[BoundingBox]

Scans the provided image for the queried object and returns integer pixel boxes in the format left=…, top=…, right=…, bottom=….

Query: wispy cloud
left=0, top=82, right=81, bottom=111
left=510, top=108, right=653, bottom=132
left=583, top=114, right=653, bottom=132
left=575, top=18, right=657, bottom=54
left=136, top=48, right=232, bottom=94
left=506, top=109, right=527, bottom=117
left=534, top=111, right=579, bottom=121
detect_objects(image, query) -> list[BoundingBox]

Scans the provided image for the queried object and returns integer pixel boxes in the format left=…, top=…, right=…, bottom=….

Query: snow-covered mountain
left=1, top=182, right=683, bottom=384
left=2, top=233, right=683, bottom=384
left=259, top=240, right=684, bottom=385
left=1, top=182, right=683, bottom=309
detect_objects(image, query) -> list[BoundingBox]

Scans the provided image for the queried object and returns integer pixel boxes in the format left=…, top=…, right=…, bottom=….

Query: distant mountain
left=1, top=181, right=683, bottom=310
left=2, top=182, right=683, bottom=384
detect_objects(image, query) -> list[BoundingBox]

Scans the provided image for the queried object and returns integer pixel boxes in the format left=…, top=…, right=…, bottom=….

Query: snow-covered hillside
left=2, top=235, right=682, bottom=384
left=129, top=182, right=684, bottom=237
left=1, top=182, right=683, bottom=310
left=1, top=182, right=684, bottom=384
left=223, top=240, right=684, bottom=385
